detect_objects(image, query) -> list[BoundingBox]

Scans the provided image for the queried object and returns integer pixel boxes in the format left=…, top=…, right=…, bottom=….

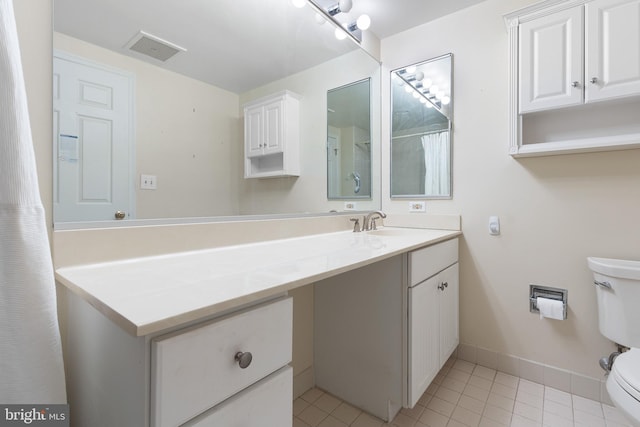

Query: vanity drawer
left=183, top=366, right=292, bottom=427
left=151, top=297, right=292, bottom=427
left=409, top=238, right=458, bottom=287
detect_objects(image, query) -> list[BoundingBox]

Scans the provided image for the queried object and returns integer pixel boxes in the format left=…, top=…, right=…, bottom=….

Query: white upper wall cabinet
left=505, top=0, right=640, bottom=157
left=586, top=0, right=640, bottom=101
left=519, top=6, right=584, bottom=113
left=243, top=91, right=300, bottom=178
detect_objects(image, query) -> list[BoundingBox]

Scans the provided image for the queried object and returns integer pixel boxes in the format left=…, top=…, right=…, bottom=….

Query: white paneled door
left=53, top=53, right=134, bottom=222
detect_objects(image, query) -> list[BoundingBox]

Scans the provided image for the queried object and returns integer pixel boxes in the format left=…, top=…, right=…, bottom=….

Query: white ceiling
left=53, top=0, right=487, bottom=94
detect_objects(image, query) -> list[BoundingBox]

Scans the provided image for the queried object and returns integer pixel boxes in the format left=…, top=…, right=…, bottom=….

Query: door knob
left=234, top=351, right=253, bottom=369
left=590, top=77, right=598, bottom=84
left=114, top=211, right=126, bottom=220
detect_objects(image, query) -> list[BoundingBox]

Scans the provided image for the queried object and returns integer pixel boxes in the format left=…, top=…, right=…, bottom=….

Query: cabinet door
left=439, top=263, right=459, bottom=365
left=245, top=106, right=264, bottom=157
left=408, top=275, right=440, bottom=408
left=585, top=0, right=640, bottom=102
left=519, top=6, right=584, bottom=113
left=263, top=99, right=284, bottom=154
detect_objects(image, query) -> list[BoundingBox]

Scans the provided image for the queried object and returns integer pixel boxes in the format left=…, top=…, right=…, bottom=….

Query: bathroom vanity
left=55, top=220, right=460, bottom=426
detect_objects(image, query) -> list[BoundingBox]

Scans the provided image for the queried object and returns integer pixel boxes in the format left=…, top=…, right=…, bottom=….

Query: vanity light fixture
left=303, top=0, right=372, bottom=44
left=395, top=68, right=447, bottom=111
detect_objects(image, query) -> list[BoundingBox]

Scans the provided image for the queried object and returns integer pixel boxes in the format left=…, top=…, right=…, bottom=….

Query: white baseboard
left=456, top=343, right=612, bottom=405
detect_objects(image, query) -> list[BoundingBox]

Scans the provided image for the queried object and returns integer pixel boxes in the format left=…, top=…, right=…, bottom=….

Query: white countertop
left=55, top=227, right=460, bottom=336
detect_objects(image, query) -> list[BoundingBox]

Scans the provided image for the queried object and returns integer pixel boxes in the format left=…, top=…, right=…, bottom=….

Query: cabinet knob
left=571, top=81, right=580, bottom=88
left=234, top=351, right=253, bottom=369
left=114, top=210, right=126, bottom=220
left=590, top=77, right=598, bottom=84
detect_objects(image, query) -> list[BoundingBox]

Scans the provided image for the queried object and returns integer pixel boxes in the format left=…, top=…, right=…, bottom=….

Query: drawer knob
left=234, top=351, right=253, bottom=369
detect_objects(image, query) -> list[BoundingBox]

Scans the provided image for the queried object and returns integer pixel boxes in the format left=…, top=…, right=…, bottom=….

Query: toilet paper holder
left=529, top=284, right=568, bottom=319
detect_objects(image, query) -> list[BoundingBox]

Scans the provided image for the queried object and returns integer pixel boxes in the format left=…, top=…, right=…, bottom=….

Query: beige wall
left=53, top=33, right=240, bottom=219
left=381, top=0, right=640, bottom=378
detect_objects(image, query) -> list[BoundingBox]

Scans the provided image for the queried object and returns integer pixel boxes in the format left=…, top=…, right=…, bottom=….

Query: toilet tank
left=588, top=257, right=640, bottom=348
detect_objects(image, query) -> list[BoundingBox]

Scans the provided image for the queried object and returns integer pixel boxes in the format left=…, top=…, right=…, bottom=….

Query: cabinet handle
left=437, top=282, right=449, bottom=291
left=234, top=351, right=253, bottom=369
left=571, top=81, right=580, bottom=88
left=590, top=77, right=598, bottom=84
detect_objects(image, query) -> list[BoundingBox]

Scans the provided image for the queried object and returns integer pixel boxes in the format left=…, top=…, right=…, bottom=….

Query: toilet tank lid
left=587, top=257, right=640, bottom=281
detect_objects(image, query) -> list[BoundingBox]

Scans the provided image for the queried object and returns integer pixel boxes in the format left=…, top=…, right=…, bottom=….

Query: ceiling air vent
left=125, top=31, right=186, bottom=62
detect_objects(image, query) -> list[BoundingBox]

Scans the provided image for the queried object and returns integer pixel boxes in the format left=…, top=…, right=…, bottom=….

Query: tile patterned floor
left=293, top=358, right=632, bottom=427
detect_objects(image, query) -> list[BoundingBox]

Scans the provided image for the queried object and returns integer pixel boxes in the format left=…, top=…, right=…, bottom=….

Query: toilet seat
left=612, top=349, right=640, bottom=402
left=608, top=349, right=640, bottom=426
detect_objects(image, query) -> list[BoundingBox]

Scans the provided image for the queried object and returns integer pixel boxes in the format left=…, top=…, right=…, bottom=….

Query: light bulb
left=406, top=65, right=417, bottom=74
left=441, top=96, right=451, bottom=105
left=412, top=91, right=420, bottom=99
left=404, top=85, right=412, bottom=93
left=422, top=78, right=432, bottom=89
left=356, top=14, right=371, bottom=30
left=430, top=85, right=439, bottom=93
left=291, top=0, right=306, bottom=8
left=419, top=97, right=426, bottom=104
left=425, top=102, right=433, bottom=108
left=339, top=0, right=353, bottom=13
left=335, top=27, right=347, bottom=40
left=415, top=71, right=424, bottom=81
left=435, top=91, right=444, bottom=100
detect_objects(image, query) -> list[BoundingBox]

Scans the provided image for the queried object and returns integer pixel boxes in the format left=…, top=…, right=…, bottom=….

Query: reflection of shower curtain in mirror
left=421, top=131, right=450, bottom=196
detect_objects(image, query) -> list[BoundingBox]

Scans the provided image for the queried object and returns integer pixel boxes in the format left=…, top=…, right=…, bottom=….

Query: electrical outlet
left=344, top=202, right=357, bottom=211
left=140, top=174, right=157, bottom=190
left=408, top=201, right=426, bottom=212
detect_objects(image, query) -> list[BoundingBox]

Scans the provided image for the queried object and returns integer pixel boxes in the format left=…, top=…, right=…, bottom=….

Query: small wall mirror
left=391, top=53, right=453, bottom=198
left=327, top=78, right=372, bottom=199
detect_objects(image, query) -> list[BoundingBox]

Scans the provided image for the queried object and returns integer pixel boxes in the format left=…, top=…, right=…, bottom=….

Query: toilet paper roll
left=537, top=297, right=564, bottom=320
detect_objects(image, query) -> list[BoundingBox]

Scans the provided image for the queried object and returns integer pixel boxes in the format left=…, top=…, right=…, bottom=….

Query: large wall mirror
left=391, top=53, right=452, bottom=199
left=52, top=0, right=381, bottom=225
left=327, top=78, right=371, bottom=200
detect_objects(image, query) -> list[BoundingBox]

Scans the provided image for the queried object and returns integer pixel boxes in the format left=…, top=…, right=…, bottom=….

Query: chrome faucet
left=362, top=210, right=386, bottom=231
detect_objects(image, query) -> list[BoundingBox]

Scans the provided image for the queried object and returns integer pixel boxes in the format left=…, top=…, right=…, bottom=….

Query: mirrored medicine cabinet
left=391, top=53, right=453, bottom=199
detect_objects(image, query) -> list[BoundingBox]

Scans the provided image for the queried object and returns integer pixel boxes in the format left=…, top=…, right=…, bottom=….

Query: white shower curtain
left=0, top=0, right=67, bottom=403
left=422, top=131, right=450, bottom=196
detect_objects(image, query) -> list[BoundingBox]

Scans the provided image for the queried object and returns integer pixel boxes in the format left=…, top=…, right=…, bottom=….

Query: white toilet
left=588, top=257, right=640, bottom=426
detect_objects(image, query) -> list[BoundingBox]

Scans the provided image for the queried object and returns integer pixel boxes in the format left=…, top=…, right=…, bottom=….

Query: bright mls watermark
left=0, top=405, right=68, bottom=426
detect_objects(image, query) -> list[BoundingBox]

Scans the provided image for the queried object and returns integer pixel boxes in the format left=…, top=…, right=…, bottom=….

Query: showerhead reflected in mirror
left=391, top=53, right=452, bottom=199
left=327, top=78, right=372, bottom=200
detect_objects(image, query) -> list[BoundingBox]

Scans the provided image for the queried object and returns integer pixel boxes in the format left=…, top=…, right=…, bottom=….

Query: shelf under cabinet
left=513, top=96, right=640, bottom=157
